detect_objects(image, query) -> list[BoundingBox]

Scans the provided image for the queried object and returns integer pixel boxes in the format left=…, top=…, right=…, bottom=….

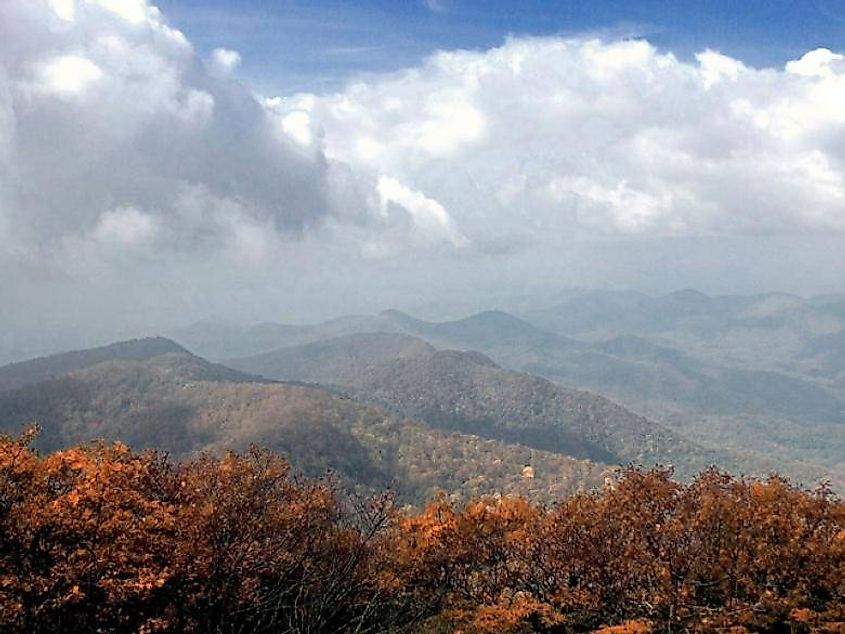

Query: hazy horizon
left=3, top=0, right=845, bottom=362
left=3, top=283, right=844, bottom=366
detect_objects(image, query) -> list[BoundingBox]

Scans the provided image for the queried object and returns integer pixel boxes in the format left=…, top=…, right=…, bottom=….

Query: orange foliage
left=0, top=428, right=396, bottom=633
left=1, top=428, right=843, bottom=633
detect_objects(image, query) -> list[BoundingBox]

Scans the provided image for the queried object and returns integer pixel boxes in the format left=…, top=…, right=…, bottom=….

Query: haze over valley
left=1, top=287, right=842, bottom=494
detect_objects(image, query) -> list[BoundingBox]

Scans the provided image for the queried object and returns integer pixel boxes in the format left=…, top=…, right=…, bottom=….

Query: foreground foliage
left=0, top=429, right=842, bottom=633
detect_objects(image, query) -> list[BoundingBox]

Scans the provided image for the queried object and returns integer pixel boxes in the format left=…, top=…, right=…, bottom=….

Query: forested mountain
left=6, top=287, right=843, bottom=499
left=2, top=321, right=840, bottom=626
left=0, top=345, right=607, bottom=503
left=191, top=290, right=845, bottom=489
left=518, top=289, right=845, bottom=487
left=0, top=337, right=209, bottom=394
left=350, top=309, right=844, bottom=425
left=1, top=325, right=842, bottom=631
left=177, top=298, right=845, bottom=426
left=229, top=333, right=721, bottom=478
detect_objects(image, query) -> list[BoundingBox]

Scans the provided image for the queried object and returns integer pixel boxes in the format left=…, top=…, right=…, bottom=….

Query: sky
left=1, top=0, right=845, bottom=361
left=153, top=0, right=845, bottom=92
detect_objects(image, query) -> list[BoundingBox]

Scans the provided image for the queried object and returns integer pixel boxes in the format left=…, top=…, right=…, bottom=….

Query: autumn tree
left=2, top=428, right=843, bottom=633
left=0, top=427, right=175, bottom=632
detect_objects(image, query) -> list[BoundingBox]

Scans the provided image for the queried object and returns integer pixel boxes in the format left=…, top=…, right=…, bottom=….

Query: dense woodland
left=227, top=334, right=722, bottom=479
left=0, top=350, right=610, bottom=504
left=1, top=428, right=842, bottom=633
left=193, top=292, right=845, bottom=488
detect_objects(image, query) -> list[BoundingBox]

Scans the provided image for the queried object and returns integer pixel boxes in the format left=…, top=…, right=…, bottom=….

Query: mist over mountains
left=4, top=0, right=845, bottom=370
left=1, top=288, right=841, bottom=496
left=173, top=288, right=845, bottom=488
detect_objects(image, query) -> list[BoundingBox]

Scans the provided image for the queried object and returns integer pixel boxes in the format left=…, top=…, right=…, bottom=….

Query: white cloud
left=287, top=37, right=845, bottom=240
left=34, top=55, right=103, bottom=97
left=0, top=0, right=445, bottom=266
left=89, top=206, right=159, bottom=246
left=209, top=47, right=241, bottom=76
left=696, top=49, right=744, bottom=89
left=366, top=176, right=468, bottom=257
left=49, top=0, right=75, bottom=21
left=416, top=96, right=485, bottom=156
left=786, top=48, right=843, bottom=78
left=90, top=0, right=148, bottom=24
left=546, top=177, right=676, bottom=233
left=281, top=110, right=313, bottom=147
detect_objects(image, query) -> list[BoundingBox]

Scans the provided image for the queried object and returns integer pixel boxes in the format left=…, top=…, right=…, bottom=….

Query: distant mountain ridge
left=0, top=341, right=610, bottom=503
left=379, top=309, right=579, bottom=352
left=523, top=289, right=842, bottom=338
left=172, top=309, right=577, bottom=362
left=0, top=337, right=200, bottom=394
left=214, top=306, right=844, bottom=425
left=235, top=332, right=436, bottom=386
left=189, top=290, right=845, bottom=488
left=229, top=333, right=721, bottom=477
left=170, top=315, right=406, bottom=361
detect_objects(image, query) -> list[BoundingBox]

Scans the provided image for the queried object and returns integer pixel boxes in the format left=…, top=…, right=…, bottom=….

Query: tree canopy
left=1, top=428, right=842, bottom=633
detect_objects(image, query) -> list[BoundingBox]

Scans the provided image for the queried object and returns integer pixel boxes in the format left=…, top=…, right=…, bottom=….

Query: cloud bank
left=1, top=0, right=462, bottom=265
left=0, top=0, right=470, bottom=357
left=1, top=0, right=845, bottom=360
left=288, top=38, right=845, bottom=242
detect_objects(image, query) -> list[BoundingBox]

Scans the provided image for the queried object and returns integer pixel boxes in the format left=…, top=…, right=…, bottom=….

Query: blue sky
left=155, top=0, right=845, bottom=93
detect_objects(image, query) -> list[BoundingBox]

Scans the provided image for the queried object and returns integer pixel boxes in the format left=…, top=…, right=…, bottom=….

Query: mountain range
left=172, top=290, right=845, bottom=487
left=0, top=337, right=611, bottom=503
left=227, top=332, right=720, bottom=477
left=2, top=289, right=842, bottom=498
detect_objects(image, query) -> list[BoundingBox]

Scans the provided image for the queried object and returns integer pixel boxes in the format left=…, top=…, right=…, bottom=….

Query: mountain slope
left=184, top=298, right=845, bottom=487
left=0, top=337, right=202, bottom=394
left=223, top=308, right=844, bottom=425
left=235, top=332, right=435, bottom=386
left=801, top=330, right=845, bottom=380
left=229, top=335, right=720, bottom=478
left=518, top=291, right=845, bottom=485
left=390, top=310, right=844, bottom=423
left=0, top=347, right=608, bottom=503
